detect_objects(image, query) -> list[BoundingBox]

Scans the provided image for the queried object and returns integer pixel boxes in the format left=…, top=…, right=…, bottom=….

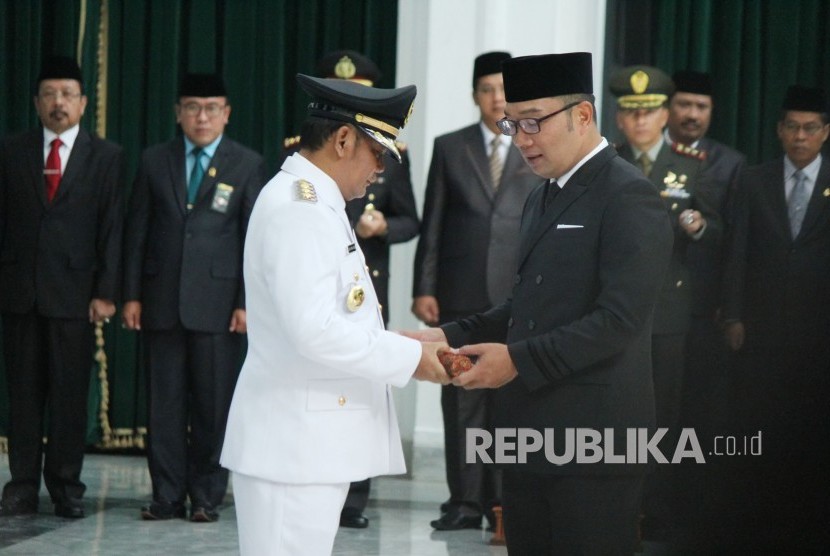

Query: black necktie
left=544, top=180, right=560, bottom=212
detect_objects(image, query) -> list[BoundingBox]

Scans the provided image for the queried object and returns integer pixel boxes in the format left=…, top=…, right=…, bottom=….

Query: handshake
left=401, top=328, right=517, bottom=389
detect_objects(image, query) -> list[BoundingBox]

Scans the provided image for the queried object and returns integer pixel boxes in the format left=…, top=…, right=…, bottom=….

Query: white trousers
left=232, top=472, right=349, bottom=556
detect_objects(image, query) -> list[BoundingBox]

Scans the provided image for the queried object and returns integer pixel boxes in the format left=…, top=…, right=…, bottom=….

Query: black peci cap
left=672, top=70, right=712, bottom=96
left=472, top=51, right=511, bottom=88
left=609, top=65, right=673, bottom=109
left=297, top=73, right=416, bottom=162
left=316, top=50, right=381, bottom=86
left=502, top=52, right=593, bottom=103
left=37, top=56, right=83, bottom=90
left=179, top=73, right=227, bottom=98
left=782, top=85, right=828, bottom=113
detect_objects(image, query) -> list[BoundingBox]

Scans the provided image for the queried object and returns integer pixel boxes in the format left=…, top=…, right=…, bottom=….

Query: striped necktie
left=489, top=135, right=504, bottom=189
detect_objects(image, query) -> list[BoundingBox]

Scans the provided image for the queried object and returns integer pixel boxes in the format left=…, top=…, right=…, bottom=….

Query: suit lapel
left=54, top=129, right=91, bottom=204
left=197, top=137, right=230, bottom=206
left=168, top=138, right=188, bottom=215
left=498, top=145, right=524, bottom=195
left=516, top=146, right=615, bottom=269
left=796, top=157, right=830, bottom=241
left=768, top=159, right=793, bottom=240
left=27, top=130, right=48, bottom=208
left=463, top=126, right=495, bottom=201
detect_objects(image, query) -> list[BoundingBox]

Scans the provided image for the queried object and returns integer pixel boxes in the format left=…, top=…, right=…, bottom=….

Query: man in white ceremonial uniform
left=220, top=74, right=449, bottom=555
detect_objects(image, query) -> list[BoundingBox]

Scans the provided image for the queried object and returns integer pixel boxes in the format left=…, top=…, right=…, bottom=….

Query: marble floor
left=0, top=446, right=510, bottom=555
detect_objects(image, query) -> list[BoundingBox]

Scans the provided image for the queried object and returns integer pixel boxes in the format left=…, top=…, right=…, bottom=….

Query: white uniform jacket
left=220, top=153, right=421, bottom=484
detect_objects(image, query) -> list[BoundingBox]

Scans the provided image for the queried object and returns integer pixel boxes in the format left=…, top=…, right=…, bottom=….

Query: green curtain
left=0, top=0, right=399, bottom=451
left=651, top=0, right=830, bottom=164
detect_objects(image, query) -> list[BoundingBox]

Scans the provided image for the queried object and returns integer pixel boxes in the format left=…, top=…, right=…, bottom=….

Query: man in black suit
left=0, top=56, right=124, bottom=519
left=721, top=86, right=830, bottom=550
left=411, top=51, right=541, bottom=531
left=666, top=71, right=746, bottom=437
left=122, top=73, right=265, bottom=523
left=282, top=50, right=420, bottom=529
left=407, top=53, right=672, bottom=553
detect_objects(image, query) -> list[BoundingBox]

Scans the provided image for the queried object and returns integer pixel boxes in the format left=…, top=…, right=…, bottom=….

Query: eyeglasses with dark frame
left=781, top=120, right=827, bottom=136
left=496, top=101, right=582, bottom=136
left=180, top=102, right=227, bottom=118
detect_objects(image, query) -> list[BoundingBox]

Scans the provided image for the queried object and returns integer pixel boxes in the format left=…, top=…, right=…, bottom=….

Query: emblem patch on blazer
left=294, top=180, right=318, bottom=203
left=211, top=183, right=234, bottom=213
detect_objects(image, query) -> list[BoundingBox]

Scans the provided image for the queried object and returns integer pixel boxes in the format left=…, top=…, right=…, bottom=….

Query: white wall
left=390, top=0, right=608, bottom=451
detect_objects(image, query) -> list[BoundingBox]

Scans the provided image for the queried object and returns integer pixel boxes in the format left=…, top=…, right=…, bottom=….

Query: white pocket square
left=557, top=224, right=584, bottom=229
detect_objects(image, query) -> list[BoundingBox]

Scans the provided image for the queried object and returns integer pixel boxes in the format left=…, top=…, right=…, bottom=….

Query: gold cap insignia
left=334, top=56, right=356, bottom=80
left=294, top=179, right=318, bottom=203
left=346, top=285, right=365, bottom=312
left=630, top=70, right=649, bottom=94
left=404, top=101, right=415, bottom=127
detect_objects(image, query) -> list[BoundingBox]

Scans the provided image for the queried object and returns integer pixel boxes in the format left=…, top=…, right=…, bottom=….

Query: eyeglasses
left=180, top=102, right=227, bottom=118
left=39, top=90, right=82, bottom=102
left=496, top=101, right=582, bottom=136
left=781, top=121, right=827, bottom=136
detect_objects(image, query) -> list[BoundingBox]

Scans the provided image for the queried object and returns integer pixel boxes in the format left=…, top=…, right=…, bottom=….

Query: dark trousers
left=144, top=324, right=241, bottom=509
left=502, top=470, right=642, bottom=555
left=440, top=384, right=501, bottom=515
left=1, top=312, right=93, bottom=504
left=343, top=478, right=370, bottom=512
left=642, top=332, right=686, bottom=529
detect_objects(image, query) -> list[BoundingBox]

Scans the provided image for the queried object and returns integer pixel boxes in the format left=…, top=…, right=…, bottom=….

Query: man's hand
left=413, top=341, right=451, bottom=385
left=679, top=209, right=706, bottom=236
left=452, top=343, right=518, bottom=389
left=229, top=309, right=247, bottom=333
left=122, top=300, right=142, bottom=330
left=355, top=210, right=388, bottom=238
left=89, top=299, right=116, bottom=324
left=412, top=295, right=440, bottom=326
left=399, top=327, right=447, bottom=343
left=724, top=321, right=745, bottom=351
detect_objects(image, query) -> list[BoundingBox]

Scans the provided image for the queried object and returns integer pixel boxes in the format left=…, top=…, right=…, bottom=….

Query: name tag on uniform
left=211, top=183, right=234, bottom=213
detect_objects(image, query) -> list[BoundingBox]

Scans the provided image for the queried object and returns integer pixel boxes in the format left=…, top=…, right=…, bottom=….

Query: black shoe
left=340, top=507, right=369, bottom=529
left=430, top=509, right=482, bottom=531
left=141, top=501, right=186, bottom=520
left=54, top=498, right=85, bottom=519
left=0, top=495, right=38, bottom=517
left=190, top=505, right=219, bottom=523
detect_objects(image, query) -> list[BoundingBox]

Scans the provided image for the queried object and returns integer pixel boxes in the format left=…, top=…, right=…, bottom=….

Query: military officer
left=283, top=50, right=420, bottom=529
left=220, top=74, right=448, bottom=555
left=610, top=65, right=721, bottom=542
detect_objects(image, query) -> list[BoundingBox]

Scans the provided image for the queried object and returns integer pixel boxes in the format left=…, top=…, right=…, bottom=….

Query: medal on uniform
left=346, top=285, right=365, bottom=312
left=211, top=183, right=234, bottom=213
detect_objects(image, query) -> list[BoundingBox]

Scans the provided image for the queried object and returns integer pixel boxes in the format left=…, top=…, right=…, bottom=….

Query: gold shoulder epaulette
left=671, top=141, right=707, bottom=161
left=395, top=140, right=407, bottom=152
left=283, top=135, right=301, bottom=149
left=293, top=179, right=317, bottom=203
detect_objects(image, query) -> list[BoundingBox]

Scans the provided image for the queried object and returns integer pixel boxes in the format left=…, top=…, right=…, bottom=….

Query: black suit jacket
left=345, top=149, right=419, bottom=324
left=123, top=136, right=265, bottom=333
left=722, top=157, right=830, bottom=354
left=0, top=128, right=124, bottom=318
left=618, top=142, right=722, bottom=330
left=444, top=145, right=673, bottom=475
left=413, top=123, right=543, bottom=316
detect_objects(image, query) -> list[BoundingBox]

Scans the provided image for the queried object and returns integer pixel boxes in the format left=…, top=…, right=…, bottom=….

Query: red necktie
left=45, top=138, right=63, bottom=202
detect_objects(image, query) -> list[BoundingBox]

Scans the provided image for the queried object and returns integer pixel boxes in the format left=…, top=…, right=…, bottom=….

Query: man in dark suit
left=0, top=56, right=124, bottom=519
left=407, top=52, right=672, bottom=553
left=721, top=86, right=830, bottom=550
left=666, top=70, right=746, bottom=438
left=282, top=50, right=420, bottom=529
left=610, top=65, right=721, bottom=540
left=122, top=73, right=265, bottom=523
left=411, top=51, right=541, bottom=531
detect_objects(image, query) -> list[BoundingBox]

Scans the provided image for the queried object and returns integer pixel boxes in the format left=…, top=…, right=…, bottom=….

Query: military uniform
left=611, top=65, right=722, bottom=539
